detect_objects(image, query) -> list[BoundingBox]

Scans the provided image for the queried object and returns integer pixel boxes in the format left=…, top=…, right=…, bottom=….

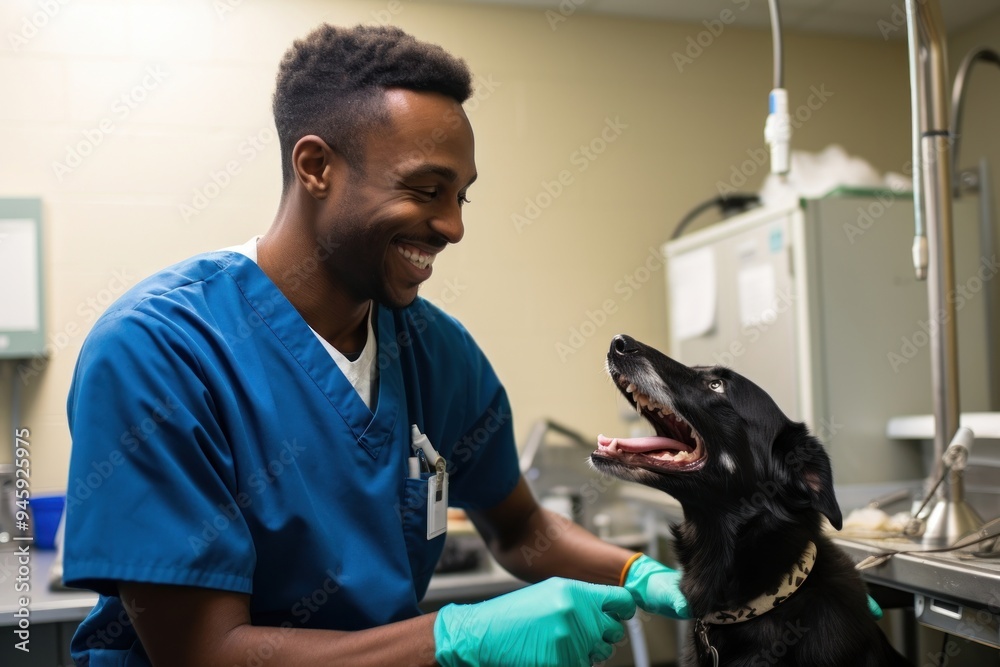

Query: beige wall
left=1, top=0, right=917, bottom=492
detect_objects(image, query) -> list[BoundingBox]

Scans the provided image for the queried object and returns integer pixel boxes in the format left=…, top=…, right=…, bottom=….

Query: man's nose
left=432, top=202, right=465, bottom=244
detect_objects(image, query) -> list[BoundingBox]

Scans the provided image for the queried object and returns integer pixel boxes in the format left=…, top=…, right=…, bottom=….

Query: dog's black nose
left=611, top=335, right=640, bottom=356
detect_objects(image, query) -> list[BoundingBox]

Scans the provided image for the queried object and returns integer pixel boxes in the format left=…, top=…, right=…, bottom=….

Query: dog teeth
left=629, top=387, right=680, bottom=419
left=631, top=389, right=672, bottom=415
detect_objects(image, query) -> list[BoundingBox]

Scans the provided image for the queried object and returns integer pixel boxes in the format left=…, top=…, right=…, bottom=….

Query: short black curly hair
left=273, top=24, right=473, bottom=191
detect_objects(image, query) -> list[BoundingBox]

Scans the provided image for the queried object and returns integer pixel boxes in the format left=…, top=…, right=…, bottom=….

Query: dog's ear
left=774, top=424, right=843, bottom=530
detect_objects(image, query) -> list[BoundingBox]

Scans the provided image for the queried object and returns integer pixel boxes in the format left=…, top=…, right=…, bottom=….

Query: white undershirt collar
left=223, top=236, right=379, bottom=410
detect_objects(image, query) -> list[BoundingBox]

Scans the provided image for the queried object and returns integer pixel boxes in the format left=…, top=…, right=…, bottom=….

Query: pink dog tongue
left=597, top=434, right=693, bottom=454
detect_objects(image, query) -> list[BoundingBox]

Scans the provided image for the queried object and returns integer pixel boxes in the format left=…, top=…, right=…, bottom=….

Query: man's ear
left=291, top=135, right=341, bottom=199
left=774, top=424, right=843, bottom=530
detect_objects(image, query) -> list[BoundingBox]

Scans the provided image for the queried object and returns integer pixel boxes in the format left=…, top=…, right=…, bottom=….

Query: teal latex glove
left=622, top=555, right=883, bottom=621
left=434, top=577, right=636, bottom=667
left=867, top=595, right=883, bottom=620
left=622, top=554, right=691, bottom=620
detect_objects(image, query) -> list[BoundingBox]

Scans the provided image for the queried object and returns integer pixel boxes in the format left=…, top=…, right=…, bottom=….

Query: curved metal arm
left=519, top=419, right=592, bottom=474
left=950, top=47, right=1000, bottom=195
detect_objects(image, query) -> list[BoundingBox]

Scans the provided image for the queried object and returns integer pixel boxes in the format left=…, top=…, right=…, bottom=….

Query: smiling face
left=591, top=334, right=842, bottom=528
left=320, top=88, right=477, bottom=309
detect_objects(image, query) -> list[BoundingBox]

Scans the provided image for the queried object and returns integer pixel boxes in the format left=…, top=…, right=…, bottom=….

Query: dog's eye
left=709, top=379, right=725, bottom=393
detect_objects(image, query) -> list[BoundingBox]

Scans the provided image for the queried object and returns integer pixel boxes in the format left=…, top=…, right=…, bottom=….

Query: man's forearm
left=120, top=582, right=440, bottom=667
left=218, top=615, right=440, bottom=667
left=491, top=505, right=636, bottom=586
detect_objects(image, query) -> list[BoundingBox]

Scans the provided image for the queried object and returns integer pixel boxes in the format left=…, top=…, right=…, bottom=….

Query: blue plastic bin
left=32, top=495, right=65, bottom=550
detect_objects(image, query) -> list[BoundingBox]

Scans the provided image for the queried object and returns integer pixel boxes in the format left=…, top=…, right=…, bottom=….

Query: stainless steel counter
left=833, top=536, right=1000, bottom=648
left=423, top=556, right=526, bottom=606
left=0, top=549, right=97, bottom=626
left=833, top=537, right=1000, bottom=610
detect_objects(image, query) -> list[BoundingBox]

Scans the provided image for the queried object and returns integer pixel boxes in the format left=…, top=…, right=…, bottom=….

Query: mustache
left=397, top=235, right=449, bottom=251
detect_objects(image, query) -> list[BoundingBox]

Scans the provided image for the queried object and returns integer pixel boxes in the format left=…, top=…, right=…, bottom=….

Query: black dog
left=591, top=335, right=910, bottom=666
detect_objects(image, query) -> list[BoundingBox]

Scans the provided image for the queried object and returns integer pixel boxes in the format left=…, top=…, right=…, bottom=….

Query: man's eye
left=411, top=187, right=438, bottom=199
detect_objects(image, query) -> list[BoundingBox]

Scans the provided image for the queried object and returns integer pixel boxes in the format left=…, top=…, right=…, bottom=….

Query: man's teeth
left=397, top=245, right=435, bottom=270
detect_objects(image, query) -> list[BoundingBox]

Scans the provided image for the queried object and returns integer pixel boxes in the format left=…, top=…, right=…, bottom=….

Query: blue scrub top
left=64, top=251, right=520, bottom=666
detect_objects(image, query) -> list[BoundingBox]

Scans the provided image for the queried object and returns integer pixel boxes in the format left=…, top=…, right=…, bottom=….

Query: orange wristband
left=619, top=552, right=644, bottom=586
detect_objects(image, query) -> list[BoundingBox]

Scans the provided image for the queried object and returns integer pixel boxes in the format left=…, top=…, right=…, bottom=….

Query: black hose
left=670, top=194, right=761, bottom=241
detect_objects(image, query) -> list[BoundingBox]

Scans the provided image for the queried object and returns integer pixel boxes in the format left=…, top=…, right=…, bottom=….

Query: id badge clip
left=411, top=425, right=448, bottom=540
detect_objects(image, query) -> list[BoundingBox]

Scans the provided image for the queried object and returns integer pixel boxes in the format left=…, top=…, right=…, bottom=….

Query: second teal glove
left=622, top=554, right=691, bottom=620
left=867, top=594, right=883, bottom=620
left=434, top=577, right=636, bottom=667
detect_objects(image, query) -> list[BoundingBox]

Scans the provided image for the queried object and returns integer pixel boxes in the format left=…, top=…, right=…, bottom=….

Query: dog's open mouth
left=594, top=376, right=707, bottom=472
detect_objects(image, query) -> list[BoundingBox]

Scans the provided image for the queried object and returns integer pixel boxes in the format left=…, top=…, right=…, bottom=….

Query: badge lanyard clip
left=411, top=425, right=448, bottom=540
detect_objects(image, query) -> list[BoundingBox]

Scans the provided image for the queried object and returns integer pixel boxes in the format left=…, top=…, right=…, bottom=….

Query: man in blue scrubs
left=65, top=24, right=689, bottom=666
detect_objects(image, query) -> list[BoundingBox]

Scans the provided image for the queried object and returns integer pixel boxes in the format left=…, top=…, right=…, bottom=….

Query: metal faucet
left=518, top=419, right=592, bottom=475
left=903, top=0, right=983, bottom=546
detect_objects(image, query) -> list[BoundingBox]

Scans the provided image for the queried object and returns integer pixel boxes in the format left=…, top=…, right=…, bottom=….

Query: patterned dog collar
left=702, top=540, right=817, bottom=625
